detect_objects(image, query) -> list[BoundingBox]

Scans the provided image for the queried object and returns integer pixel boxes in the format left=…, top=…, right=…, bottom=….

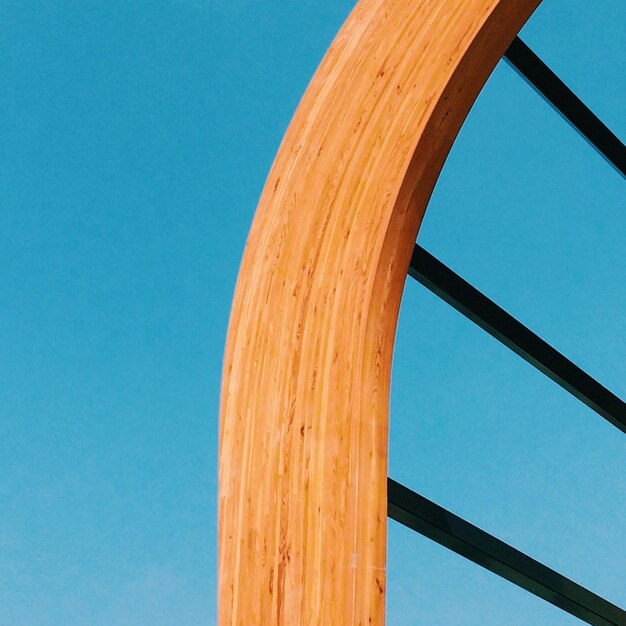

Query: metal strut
left=504, top=37, right=626, bottom=178
left=408, top=245, right=626, bottom=434
left=388, top=478, right=626, bottom=626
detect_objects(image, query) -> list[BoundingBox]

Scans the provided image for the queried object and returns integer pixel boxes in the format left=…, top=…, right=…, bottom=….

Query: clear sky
left=0, top=1, right=624, bottom=624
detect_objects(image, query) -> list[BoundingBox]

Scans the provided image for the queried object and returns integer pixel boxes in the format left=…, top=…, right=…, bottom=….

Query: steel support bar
left=388, top=478, right=626, bottom=626
left=504, top=37, right=626, bottom=178
left=408, top=245, right=626, bottom=434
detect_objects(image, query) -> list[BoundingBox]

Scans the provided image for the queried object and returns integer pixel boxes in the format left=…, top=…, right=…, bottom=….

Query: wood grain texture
left=219, top=1, right=541, bottom=624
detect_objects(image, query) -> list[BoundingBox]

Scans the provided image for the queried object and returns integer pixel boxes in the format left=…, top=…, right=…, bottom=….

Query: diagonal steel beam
left=388, top=478, right=626, bottom=626
left=408, top=245, right=626, bottom=434
left=504, top=37, right=626, bottom=178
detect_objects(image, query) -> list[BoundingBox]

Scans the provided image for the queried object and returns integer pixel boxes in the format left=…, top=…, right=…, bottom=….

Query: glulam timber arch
left=219, top=1, right=542, bottom=623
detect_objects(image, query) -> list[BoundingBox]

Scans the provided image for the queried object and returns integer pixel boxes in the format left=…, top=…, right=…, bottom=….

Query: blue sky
left=0, top=1, right=624, bottom=624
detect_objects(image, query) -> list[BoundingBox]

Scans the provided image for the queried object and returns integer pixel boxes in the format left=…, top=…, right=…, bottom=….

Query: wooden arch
left=219, top=0, right=542, bottom=623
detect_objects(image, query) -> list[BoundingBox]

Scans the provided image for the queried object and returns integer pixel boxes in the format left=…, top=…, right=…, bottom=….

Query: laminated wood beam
left=219, top=1, right=542, bottom=623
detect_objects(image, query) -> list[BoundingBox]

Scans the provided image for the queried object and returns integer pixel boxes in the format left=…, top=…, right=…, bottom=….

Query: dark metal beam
left=504, top=37, right=626, bottom=179
left=408, top=245, right=626, bottom=434
left=388, top=478, right=626, bottom=626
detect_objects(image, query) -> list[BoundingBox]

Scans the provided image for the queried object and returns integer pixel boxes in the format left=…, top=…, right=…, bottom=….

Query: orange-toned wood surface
left=219, top=1, right=541, bottom=623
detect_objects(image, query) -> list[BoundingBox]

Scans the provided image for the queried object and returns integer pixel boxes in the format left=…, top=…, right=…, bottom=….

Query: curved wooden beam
left=219, top=1, right=541, bottom=623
